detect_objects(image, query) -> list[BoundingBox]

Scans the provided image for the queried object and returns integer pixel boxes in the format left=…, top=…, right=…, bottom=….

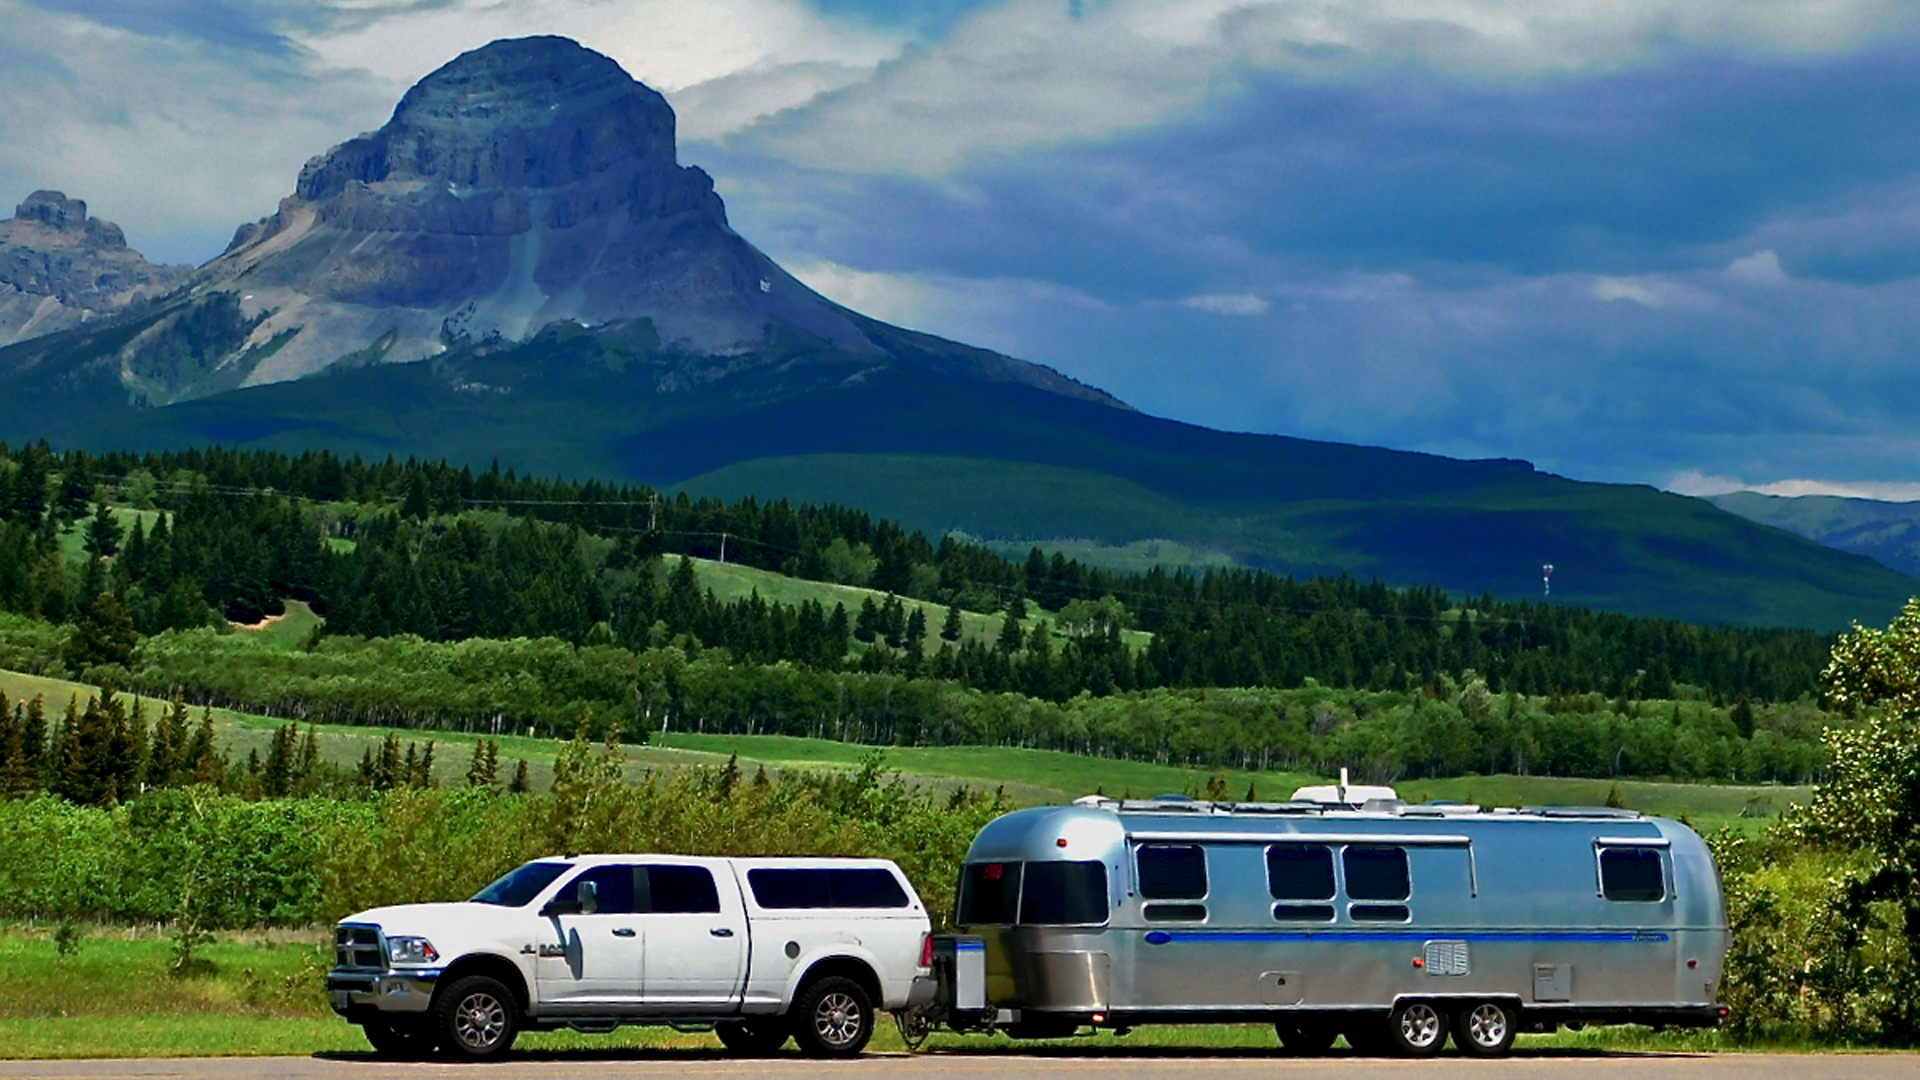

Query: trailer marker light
left=1412, top=957, right=1424, bottom=968
left=1687, top=959, right=1698, bottom=968
left=1092, top=1013, right=1106, bottom=1024
left=1057, top=838, right=1068, bottom=847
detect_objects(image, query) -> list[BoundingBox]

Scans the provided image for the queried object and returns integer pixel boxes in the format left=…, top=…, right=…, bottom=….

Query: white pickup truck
left=326, top=854, right=935, bottom=1060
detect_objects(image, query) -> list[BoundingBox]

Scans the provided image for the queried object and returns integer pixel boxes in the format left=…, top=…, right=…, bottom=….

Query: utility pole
left=719, top=532, right=728, bottom=564
left=647, top=492, right=659, bottom=532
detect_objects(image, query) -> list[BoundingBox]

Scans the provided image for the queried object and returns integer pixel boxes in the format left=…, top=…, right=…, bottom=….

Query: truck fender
left=435, top=952, right=534, bottom=1017
left=780, top=945, right=885, bottom=1013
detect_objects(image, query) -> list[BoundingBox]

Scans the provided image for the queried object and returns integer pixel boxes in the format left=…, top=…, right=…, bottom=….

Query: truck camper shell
left=927, top=793, right=1729, bottom=1056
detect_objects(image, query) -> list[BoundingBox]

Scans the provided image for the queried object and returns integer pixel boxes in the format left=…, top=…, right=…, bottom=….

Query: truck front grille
left=334, top=925, right=385, bottom=970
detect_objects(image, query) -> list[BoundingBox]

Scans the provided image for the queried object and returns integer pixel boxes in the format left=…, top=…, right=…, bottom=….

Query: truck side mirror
left=541, top=879, right=598, bottom=917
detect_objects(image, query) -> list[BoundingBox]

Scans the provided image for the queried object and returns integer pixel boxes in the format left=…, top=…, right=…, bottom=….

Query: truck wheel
left=362, top=1019, right=436, bottom=1059
left=435, top=975, right=519, bottom=1062
left=716, top=1019, right=791, bottom=1055
left=1454, top=1000, right=1518, bottom=1057
left=1274, top=1019, right=1337, bottom=1055
left=1387, top=1001, right=1449, bottom=1057
left=791, top=976, right=874, bottom=1058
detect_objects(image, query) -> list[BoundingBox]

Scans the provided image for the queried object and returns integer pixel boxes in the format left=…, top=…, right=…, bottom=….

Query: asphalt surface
left=0, top=1053, right=1911, bottom=1080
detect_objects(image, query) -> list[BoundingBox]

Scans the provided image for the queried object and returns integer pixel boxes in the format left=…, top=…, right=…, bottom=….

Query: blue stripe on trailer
left=1141, top=929, right=1668, bottom=945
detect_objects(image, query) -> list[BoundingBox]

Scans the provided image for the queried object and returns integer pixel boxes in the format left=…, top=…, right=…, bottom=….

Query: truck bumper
left=907, top=975, right=938, bottom=1007
left=326, top=969, right=442, bottom=1017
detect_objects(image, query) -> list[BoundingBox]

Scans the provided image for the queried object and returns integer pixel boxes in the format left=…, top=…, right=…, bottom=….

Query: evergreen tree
left=83, top=500, right=122, bottom=559
left=263, top=723, right=296, bottom=797
left=996, top=613, right=1025, bottom=655
left=185, top=706, right=221, bottom=786
left=63, top=592, right=138, bottom=672
left=0, top=694, right=26, bottom=796
left=145, top=695, right=190, bottom=789
left=414, top=740, right=435, bottom=788
left=465, top=738, right=499, bottom=789
left=940, top=604, right=963, bottom=642
left=507, top=758, right=532, bottom=794
left=905, top=606, right=927, bottom=650
left=19, top=694, right=46, bottom=787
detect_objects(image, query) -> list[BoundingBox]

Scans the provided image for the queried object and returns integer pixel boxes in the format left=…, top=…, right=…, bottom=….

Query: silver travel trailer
left=921, top=789, right=1730, bottom=1057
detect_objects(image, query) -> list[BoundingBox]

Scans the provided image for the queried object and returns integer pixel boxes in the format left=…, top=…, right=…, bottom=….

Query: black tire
left=1454, top=1000, right=1519, bottom=1057
left=1342, top=1019, right=1392, bottom=1056
left=362, top=1019, right=436, bottom=1059
left=1274, top=1019, right=1338, bottom=1055
left=434, top=975, right=519, bottom=1062
left=1386, top=1001, right=1450, bottom=1057
left=716, top=1019, right=791, bottom=1055
left=790, top=975, right=874, bottom=1058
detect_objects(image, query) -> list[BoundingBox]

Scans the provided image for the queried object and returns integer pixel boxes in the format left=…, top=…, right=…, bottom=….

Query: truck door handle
left=711, top=928, right=734, bottom=937
left=612, top=928, right=636, bottom=937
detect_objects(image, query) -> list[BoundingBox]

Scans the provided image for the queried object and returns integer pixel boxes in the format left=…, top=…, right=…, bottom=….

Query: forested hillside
left=0, top=441, right=1858, bottom=790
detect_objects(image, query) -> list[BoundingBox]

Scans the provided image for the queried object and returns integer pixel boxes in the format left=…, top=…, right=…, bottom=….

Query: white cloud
left=1665, top=470, right=1920, bottom=501
left=1726, top=248, right=1789, bottom=286
left=786, top=259, right=931, bottom=327
left=1593, top=276, right=1666, bottom=307
left=1179, top=293, right=1269, bottom=316
left=737, top=0, right=1917, bottom=176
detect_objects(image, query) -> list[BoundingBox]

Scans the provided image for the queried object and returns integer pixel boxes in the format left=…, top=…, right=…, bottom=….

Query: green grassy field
left=228, top=599, right=325, bottom=649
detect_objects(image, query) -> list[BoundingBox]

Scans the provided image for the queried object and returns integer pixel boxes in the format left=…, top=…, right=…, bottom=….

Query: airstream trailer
left=923, top=789, right=1729, bottom=1057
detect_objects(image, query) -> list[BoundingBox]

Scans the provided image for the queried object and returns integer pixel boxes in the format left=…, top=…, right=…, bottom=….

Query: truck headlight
left=387, top=936, right=440, bottom=965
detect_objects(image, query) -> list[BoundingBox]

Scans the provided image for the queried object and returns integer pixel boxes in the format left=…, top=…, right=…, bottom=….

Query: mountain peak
left=0, top=190, right=188, bottom=347
left=294, top=36, right=681, bottom=202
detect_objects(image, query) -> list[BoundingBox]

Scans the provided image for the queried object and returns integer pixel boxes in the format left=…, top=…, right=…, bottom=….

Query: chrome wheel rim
left=1399, top=1003, right=1444, bottom=1049
left=813, top=991, right=863, bottom=1047
left=1468, top=1003, right=1508, bottom=1047
left=455, top=991, right=507, bottom=1049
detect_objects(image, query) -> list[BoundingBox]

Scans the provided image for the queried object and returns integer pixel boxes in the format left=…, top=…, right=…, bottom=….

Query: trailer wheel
left=716, top=1019, right=791, bottom=1055
left=1454, top=1000, right=1518, bottom=1057
left=1386, top=1001, right=1449, bottom=1057
left=434, top=975, right=519, bottom=1062
left=1274, top=1019, right=1337, bottom=1055
left=791, top=976, right=874, bottom=1058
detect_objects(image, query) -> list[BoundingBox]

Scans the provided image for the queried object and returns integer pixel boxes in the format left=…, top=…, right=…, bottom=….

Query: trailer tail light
left=919, top=933, right=934, bottom=969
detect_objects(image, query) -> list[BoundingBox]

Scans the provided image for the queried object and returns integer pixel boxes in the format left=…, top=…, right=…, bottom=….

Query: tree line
left=0, top=441, right=1838, bottom=708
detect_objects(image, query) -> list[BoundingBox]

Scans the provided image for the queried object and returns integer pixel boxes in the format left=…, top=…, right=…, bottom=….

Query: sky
left=5, top=0, right=1920, bottom=497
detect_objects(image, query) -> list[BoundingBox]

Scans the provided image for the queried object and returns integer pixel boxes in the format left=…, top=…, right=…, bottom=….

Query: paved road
left=0, top=1053, right=1910, bottom=1080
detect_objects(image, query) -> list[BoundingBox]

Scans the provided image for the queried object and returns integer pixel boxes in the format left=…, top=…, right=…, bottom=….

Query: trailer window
left=1599, top=847, right=1666, bottom=902
left=1272, top=904, right=1335, bottom=922
left=1343, top=845, right=1409, bottom=901
left=1136, top=844, right=1208, bottom=900
left=957, top=861, right=1023, bottom=925
left=1020, top=861, right=1109, bottom=925
left=1143, top=903, right=1208, bottom=922
left=1266, top=844, right=1335, bottom=901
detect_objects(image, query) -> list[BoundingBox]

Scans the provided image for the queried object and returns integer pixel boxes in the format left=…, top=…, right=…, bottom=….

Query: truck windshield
left=471, top=862, right=571, bottom=907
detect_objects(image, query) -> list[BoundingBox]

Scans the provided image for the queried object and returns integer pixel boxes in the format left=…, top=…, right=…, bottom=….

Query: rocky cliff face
left=186, top=35, right=1116, bottom=407
left=0, top=191, right=189, bottom=347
